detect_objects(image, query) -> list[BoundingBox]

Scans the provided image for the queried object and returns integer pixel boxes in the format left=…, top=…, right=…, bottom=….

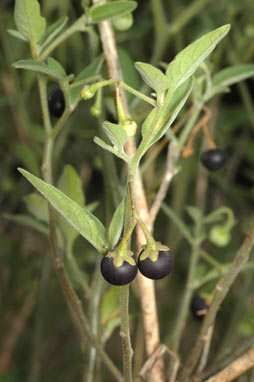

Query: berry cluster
left=101, top=249, right=174, bottom=286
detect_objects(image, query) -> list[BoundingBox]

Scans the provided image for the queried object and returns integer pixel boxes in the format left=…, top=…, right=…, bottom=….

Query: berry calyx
left=138, top=249, right=174, bottom=280
left=201, top=148, right=228, bottom=171
left=100, top=253, right=138, bottom=286
left=47, top=88, right=65, bottom=118
left=190, top=295, right=209, bottom=321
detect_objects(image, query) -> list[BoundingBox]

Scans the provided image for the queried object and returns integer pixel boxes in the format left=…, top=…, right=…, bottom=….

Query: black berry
left=190, top=295, right=209, bottom=321
left=48, top=88, right=65, bottom=118
left=100, top=256, right=138, bottom=286
left=138, top=250, right=174, bottom=280
left=201, top=148, right=228, bottom=171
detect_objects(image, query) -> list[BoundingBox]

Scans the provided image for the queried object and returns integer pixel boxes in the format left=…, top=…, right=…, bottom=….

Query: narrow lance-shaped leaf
left=23, top=193, right=49, bottom=223
left=57, top=165, right=85, bottom=255
left=13, top=58, right=66, bottom=80
left=3, top=213, right=49, bottom=236
left=18, top=168, right=107, bottom=253
left=135, top=62, right=170, bottom=92
left=90, top=1, right=137, bottom=23
left=108, top=199, right=125, bottom=249
left=40, top=16, right=68, bottom=47
left=212, top=64, right=254, bottom=88
left=14, top=0, right=46, bottom=51
left=166, top=24, right=230, bottom=94
left=145, top=77, right=193, bottom=148
left=102, top=121, right=129, bottom=151
left=8, top=29, right=29, bottom=42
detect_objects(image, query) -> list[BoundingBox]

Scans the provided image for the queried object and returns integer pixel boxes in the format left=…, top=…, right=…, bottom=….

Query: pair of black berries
left=100, top=250, right=174, bottom=286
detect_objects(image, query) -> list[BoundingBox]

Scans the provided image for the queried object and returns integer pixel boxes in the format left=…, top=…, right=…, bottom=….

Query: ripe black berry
left=138, top=250, right=174, bottom=280
left=100, top=256, right=138, bottom=286
left=190, top=295, right=209, bottom=321
left=201, top=149, right=228, bottom=171
left=47, top=88, right=65, bottom=118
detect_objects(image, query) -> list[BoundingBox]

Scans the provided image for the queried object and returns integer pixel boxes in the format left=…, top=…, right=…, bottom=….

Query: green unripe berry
left=113, top=13, right=133, bottom=31
left=209, top=225, right=231, bottom=247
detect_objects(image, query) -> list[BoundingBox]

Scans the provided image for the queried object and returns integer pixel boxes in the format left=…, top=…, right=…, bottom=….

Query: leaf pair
left=135, top=25, right=231, bottom=97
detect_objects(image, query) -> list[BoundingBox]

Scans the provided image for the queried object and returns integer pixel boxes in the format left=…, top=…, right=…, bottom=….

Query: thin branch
left=197, top=325, right=214, bottom=374
left=203, top=347, right=254, bottom=382
left=178, top=220, right=254, bottom=382
left=120, top=286, right=134, bottom=382
left=149, top=142, right=178, bottom=225
left=137, top=345, right=179, bottom=382
left=199, top=337, right=254, bottom=381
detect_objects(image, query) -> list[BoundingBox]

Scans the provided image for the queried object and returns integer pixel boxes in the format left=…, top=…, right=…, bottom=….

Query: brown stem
left=149, top=142, right=178, bottom=225
left=203, top=347, right=254, bottom=382
left=92, top=1, right=164, bottom=380
left=182, top=105, right=214, bottom=157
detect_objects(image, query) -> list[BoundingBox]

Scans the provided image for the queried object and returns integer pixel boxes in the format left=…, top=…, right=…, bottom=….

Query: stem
left=28, top=255, right=51, bottom=382
left=171, top=221, right=202, bottom=352
left=168, top=219, right=202, bottom=379
left=85, top=262, right=104, bottom=382
left=179, top=220, right=254, bottom=382
left=203, top=347, right=254, bottom=382
left=40, top=15, right=88, bottom=60
left=177, top=105, right=202, bottom=158
left=119, top=81, right=156, bottom=106
left=120, top=286, right=133, bottom=382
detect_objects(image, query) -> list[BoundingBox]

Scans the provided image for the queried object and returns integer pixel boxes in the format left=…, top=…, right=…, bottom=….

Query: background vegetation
left=0, top=0, right=253, bottom=381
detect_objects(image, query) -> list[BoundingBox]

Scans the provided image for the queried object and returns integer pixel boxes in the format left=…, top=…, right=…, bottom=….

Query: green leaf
left=3, top=213, right=48, bottom=235
left=57, top=165, right=85, bottom=255
left=94, top=136, right=129, bottom=162
left=18, top=168, right=107, bottom=253
left=23, top=193, right=49, bottom=222
left=135, top=62, right=170, bottom=92
left=141, top=108, right=157, bottom=137
left=14, top=0, right=46, bottom=49
left=58, top=165, right=85, bottom=207
left=108, top=199, right=125, bottom=249
left=118, top=48, right=140, bottom=102
left=166, top=24, right=230, bottom=94
left=13, top=58, right=66, bottom=80
left=101, top=286, right=120, bottom=343
left=212, top=64, right=254, bottom=88
left=14, top=143, right=41, bottom=177
left=90, top=1, right=137, bottom=23
left=102, top=121, right=129, bottom=151
left=144, top=77, right=193, bottom=148
left=8, top=29, right=29, bottom=42
left=47, top=57, right=66, bottom=78
left=94, top=121, right=130, bottom=161
left=40, top=16, right=68, bottom=47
